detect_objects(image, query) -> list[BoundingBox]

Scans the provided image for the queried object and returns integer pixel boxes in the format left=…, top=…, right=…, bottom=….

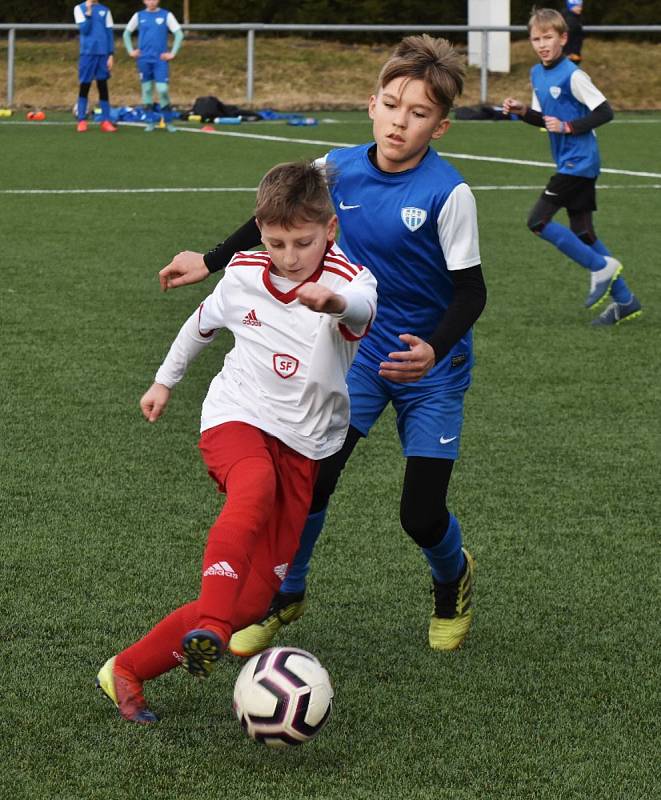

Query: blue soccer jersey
left=322, top=144, right=481, bottom=388
left=531, top=58, right=607, bottom=178
left=73, top=3, right=114, bottom=56
left=125, top=7, right=181, bottom=60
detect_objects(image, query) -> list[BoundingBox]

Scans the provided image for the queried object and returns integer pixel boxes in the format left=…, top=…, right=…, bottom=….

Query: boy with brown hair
left=503, top=7, right=641, bottom=325
left=96, top=161, right=377, bottom=723
left=159, top=34, right=487, bottom=655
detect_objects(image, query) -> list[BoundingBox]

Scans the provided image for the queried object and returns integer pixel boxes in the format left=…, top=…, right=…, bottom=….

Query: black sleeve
left=521, top=107, right=545, bottom=127
left=568, top=101, right=613, bottom=135
left=202, top=216, right=261, bottom=273
left=427, top=265, right=487, bottom=364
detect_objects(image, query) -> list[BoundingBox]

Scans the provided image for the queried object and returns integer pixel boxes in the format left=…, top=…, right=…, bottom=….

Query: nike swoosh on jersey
left=439, top=435, right=457, bottom=444
left=339, top=201, right=361, bottom=210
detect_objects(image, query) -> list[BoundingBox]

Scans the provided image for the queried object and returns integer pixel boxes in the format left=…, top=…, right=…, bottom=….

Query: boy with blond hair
left=123, top=0, right=183, bottom=132
left=159, top=35, right=487, bottom=655
left=503, top=7, right=641, bottom=325
left=96, top=161, right=377, bottom=723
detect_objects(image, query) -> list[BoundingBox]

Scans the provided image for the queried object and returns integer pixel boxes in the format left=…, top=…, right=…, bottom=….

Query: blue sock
left=280, top=508, right=327, bottom=594
left=590, top=239, right=632, bottom=303
left=540, top=222, right=606, bottom=271
left=422, top=514, right=464, bottom=584
left=77, top=97, right=88, bottom=121
left=99, top=100, right=111, bottom=121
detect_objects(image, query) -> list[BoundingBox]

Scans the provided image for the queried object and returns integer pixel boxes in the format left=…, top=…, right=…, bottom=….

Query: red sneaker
left=96, top=657, right=159, bottom=724
left=76, top=120, right=88, bottom=133
left=99, top=120, right=118, bottom=133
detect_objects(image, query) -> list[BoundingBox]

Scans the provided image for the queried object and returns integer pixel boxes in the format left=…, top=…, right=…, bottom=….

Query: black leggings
left=527, top=196, right=598, bottom=244
left=311, top=425, right=455, bottom=549
left=79, top=79, right=109, bottom=101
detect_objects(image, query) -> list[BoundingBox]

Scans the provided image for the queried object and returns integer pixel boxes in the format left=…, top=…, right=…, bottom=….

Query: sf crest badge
left=273, top=353, right=300, bottom=379
left=401, top=207, right=427, bottom=232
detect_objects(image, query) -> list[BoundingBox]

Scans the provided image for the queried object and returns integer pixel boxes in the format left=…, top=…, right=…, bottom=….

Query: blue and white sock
left=422, top=514, right=465, bottom=584
left=591, top=239, right=633, bottom=304
left=280, top=508, right=327, bottom=595
left=540, top=222, right=606, bottom=271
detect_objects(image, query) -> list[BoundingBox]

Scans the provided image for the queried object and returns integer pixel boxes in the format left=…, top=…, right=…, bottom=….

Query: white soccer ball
left=233, top=646, right=334, bottom=748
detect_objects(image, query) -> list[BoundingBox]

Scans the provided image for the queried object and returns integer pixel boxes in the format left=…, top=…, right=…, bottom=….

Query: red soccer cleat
left=76, top=120, right=88, bottom=133
left=99, top=120, right=118, bottom=133
left=96, top=657, right=159, bottom=724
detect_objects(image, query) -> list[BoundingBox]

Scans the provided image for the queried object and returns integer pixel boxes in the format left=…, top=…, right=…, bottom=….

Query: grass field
left=1, top=113, right=660, bottom=800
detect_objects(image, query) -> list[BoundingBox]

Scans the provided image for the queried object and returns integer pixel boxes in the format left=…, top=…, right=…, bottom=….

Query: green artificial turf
left=1, top=113, right=659, bottom=800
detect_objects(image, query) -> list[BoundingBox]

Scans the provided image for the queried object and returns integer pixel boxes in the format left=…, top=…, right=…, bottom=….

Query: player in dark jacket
left=563, top=0, right=584, bottom=64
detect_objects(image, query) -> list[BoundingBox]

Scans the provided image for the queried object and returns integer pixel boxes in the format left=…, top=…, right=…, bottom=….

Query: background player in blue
left=562, top=0, right=585, bottom=65
left=503, top=7, right=642, bottom=326
left=73, top=0, right=117, bottom=133
left=159, top=36, right=487, bottom=653
left=123, top=0, right=183, bottom=133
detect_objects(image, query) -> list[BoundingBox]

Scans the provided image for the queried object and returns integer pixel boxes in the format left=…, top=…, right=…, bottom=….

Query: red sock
left=116, top=601, right=199, bottom=681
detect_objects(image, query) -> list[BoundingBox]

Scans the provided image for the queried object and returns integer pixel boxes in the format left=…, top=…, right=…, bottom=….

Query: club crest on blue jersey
left=401, top=207, right=427, bottom=232
left=550, top=86, right=561, bottom=99
left=156, top=17, right=164, bottom=24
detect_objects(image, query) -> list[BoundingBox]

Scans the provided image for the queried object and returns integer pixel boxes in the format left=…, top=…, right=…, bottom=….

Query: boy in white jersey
left=95, top=162, right=376, bottom=723
left=503, top=8, right=642, bottom=325
left=123, top=0, right=183, bottom=132
left=158, top=36, right=487, bottom=655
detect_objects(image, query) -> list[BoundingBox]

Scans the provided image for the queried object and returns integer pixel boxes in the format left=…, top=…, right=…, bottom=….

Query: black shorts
left=540, top=173, right=597, bottom=213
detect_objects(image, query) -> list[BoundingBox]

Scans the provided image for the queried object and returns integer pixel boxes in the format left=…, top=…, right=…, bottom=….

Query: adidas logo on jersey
left=203, top=561, right=239, bottom=579
left=242, top=309, right=262, bottom=326
left=273, top=563, right=289, bottom=581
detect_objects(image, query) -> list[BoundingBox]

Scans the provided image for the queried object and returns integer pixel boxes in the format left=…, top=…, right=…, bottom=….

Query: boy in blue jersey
left=73, top=0, right=117, bottom=133
left=159, top=36, right=487, bottom=653
left=503, top=7, right=642, bottom=326
left=123, top=0, right=183, bottom=132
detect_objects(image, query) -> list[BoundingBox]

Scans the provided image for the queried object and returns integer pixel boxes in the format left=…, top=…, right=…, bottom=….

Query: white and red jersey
left=155, top=242, right=377, bottom=460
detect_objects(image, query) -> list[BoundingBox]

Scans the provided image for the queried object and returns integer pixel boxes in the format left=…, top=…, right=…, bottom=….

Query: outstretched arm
left=158, top=216, right=261, bottom=291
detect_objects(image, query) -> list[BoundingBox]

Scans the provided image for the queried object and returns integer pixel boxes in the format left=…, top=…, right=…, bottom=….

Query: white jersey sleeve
left=570, top=70, right=607, bottom=110
left=436, top=183, right=481, bottom=271
left=74, top=5, right=85, bottom=23
left=166, top=12, right=181, bottom=32
left=331, top=267, right=377, bottom=335
left=531, top=87, right=542, bottom=113
left=105, top=9, right=113, bottom=27
left=153, top=298, right=221, bottom=388
left=126, top=12, right=139, bottom=32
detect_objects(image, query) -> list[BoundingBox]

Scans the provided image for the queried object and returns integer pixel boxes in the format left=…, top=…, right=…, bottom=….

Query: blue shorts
left=138, top=57, right=170, bottom=83
left=78, top=54, right=110, bottom=83
left=347, top=361, right=469, bottom=460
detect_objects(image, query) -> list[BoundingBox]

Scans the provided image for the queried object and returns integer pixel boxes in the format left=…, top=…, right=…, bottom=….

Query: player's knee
left=400, top=505, right=450, bottom=549
left=310, top=471, right=340, bottom=513
left=527, top=213, right=547, bottom=236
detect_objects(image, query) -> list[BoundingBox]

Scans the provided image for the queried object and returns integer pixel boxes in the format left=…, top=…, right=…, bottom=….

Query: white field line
left=172, top=126, right=661, bottom=179
left=2, top=120, right=661, bottom=180
left=2, top=184, right=660, bottom=196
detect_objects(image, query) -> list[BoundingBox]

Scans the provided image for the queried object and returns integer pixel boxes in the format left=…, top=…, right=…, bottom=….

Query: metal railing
left=1, top=23, right=660, bottom=107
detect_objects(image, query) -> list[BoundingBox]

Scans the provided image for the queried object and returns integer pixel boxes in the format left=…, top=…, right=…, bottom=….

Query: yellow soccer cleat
left=96, top=656, right=159, bottom=724
left=428, top=548, right=475, bottom=651
left=229, top=592, right=306, bottom=657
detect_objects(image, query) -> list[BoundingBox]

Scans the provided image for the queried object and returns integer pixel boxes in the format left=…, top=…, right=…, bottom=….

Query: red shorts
left=198, top=422, right=318, bottom=629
